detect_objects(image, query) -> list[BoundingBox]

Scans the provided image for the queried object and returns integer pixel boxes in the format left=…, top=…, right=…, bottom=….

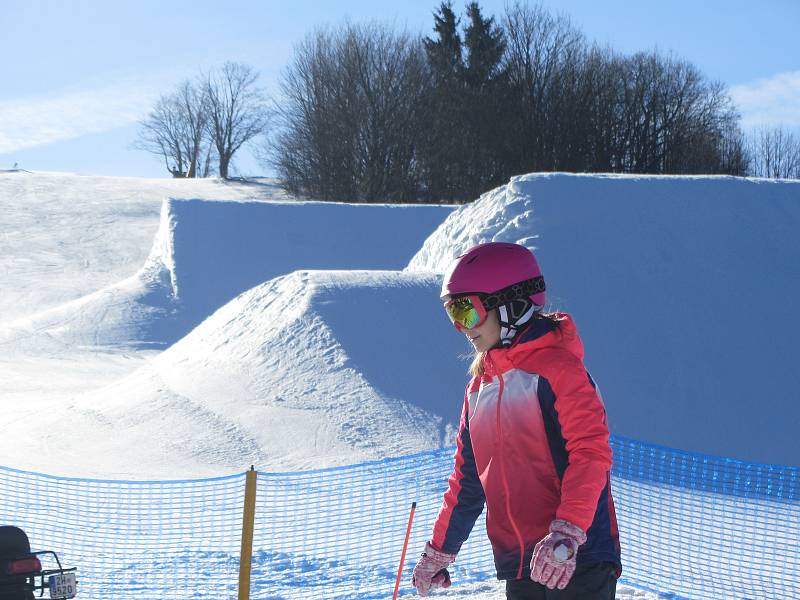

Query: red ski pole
left=392, top=501, right=417, bottom=600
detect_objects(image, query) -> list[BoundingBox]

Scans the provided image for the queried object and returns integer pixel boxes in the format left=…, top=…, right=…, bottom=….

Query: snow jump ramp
left=1, top=198, right=455, bottom=351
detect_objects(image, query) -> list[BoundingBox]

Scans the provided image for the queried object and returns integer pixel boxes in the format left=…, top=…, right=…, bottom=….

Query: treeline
left=136, top=1, right=799, bottom=197
left=269, top=1, right=750, bottom=202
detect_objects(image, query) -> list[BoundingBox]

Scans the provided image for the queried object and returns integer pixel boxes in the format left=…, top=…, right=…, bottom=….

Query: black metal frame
left=29, top=551, right=77, bottom=600
left=0, top=550, right=77, bottom=600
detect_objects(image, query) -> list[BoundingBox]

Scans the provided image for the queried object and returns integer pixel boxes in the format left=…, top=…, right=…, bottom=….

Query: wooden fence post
left=238, top=466, right=258, bottom=600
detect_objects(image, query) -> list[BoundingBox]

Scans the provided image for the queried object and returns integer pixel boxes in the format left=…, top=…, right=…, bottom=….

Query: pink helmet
left=440, top=242, right=546, bottom=307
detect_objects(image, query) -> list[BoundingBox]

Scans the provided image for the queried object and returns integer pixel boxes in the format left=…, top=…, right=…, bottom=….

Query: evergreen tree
left=463, top=2, right=506, bottom=90
left=419, top=2, right=468, bottom=202
left=461, top=2, right=509, bottom=197
left=424, top=1, right=463, bottom=79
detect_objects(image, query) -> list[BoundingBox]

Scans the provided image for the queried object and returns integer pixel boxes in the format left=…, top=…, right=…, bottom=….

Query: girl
left=412, top=242, right=621, bottom=599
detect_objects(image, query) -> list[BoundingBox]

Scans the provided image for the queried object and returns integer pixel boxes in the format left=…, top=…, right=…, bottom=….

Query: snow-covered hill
left=1, top=194, right=453, bottom=351
left=0, top=172, right=456, bottom=476
left=0, top=172, right=293, bottom=322
left=8, top=270, right=471, bottom=477
left=1, top=171, right=799, bottom=482
left=408, top=173, right=800, bottom=466
left=4, top=170, right=796, bottom=600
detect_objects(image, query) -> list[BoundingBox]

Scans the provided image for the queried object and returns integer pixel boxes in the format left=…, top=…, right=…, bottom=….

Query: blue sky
left=1, top=0, right=798, bottom=177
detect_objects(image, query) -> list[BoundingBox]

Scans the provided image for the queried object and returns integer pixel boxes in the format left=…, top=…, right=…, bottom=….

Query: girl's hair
left=468, top=311, right=562, bottom=377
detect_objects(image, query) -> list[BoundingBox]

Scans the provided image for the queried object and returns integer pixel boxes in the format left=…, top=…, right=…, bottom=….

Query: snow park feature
left=0, top=191, right=454, bottom=352
left=0, top=170, right=799, bottom=599
left=3, top=270, right=471, bottom=477
left=0, top=173, right=295, bottom=323
left=408, top=173, right=800, bottom=467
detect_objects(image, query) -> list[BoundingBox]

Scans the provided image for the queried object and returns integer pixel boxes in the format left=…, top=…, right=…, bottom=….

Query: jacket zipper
left=490, top=357, right=527, bottom=580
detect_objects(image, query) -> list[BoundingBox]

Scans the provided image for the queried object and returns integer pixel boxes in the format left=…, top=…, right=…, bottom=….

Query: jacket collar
left=484, top=312, right=584, bottom=376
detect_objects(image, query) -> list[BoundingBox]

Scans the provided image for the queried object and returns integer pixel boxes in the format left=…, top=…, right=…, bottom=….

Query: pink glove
left=411, top=542, right=456, bottom=597
left=530, top=519, right=587, bottom=590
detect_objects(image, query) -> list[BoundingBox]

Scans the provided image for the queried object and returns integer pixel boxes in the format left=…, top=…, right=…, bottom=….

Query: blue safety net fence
left=0, top=435, right=798, bottom=599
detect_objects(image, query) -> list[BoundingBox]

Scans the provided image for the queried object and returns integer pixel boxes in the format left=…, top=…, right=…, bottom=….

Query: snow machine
left=0, top=527, right=77, bottom=599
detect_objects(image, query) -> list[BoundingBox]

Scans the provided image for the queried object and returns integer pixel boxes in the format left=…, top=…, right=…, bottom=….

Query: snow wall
left=409, top=173, right=800, bottom=466
left=2, top=438, right=797, bottom=600
left=5, top=174, right=799, bottom=474
left=0, top=172, right=293, bottom=322
left=2, top=198, right=455, bottom=350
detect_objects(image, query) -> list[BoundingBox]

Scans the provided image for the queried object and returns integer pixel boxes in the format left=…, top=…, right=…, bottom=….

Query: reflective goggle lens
left=445, top=297, right=484, bottom=330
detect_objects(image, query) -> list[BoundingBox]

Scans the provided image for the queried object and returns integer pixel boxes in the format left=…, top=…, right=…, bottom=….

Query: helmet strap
left=483, top=277, right=545, bottom=311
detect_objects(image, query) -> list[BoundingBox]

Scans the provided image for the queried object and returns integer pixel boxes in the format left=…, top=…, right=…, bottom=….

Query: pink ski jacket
left=430, top=313, right=621, bottom=580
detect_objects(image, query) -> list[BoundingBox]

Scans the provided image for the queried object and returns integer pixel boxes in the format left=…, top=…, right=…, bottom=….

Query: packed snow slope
left=0, top=172, right=300, bottom=423
left=2, top=171, right=799, bottom=478
left=408, top=173, right=800, bottom=466
left=0, top=171, right=457, bottom=477
left=1, top=196, right=453, bottom=350
left=0, top=171, right=293, bottom=322
left=8, top=270, right=470, bottom=476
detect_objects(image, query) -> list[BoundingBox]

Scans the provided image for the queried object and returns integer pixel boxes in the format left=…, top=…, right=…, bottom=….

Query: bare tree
left=498, top=4, right=746, bottom=178
left=134, top=80, right=211, bottom=178
left=175, top=80, right=210, bottom=178
left=717, top=118, right=749, bottom=176
left=611, top=51, right=747, bottom=175
left=749, top=126, right=800, bottom=179
left=134, top=93, right=188, bottom=177
left=269, top=23, right=429, bottom=202
left=575, top=46, right=628, bottom=171
left=269, top=27, right=362, bottom=200
left=502, top=2, right=585, bottom=172
left=204, top=62, right=270, bottom=179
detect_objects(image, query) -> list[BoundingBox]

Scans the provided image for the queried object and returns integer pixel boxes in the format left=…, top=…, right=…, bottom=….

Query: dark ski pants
left=505, top=562, right=617, bottom=600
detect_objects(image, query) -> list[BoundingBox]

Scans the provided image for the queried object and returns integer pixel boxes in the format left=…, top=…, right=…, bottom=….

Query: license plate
left=48, top=572, right=77, bottom=599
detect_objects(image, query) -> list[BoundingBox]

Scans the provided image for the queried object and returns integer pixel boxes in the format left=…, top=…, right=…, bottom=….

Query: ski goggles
left=444, top=295, right=488, bottom=331
left=443, top=277, right=546, bottom=332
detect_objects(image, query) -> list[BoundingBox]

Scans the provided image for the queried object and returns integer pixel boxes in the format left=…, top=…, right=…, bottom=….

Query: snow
left=1, top=174, right=451, bottom=350
left=422, top=580, right=654, bottom=599
left=0, top=172, right=293, bottom=323
left=0, top=172, right=456, bottom=478
left=4, top=270, right=467, bottom=477
left=2, top=169, right=798, bottom=599
left=408, top=173, right=800, bottom=466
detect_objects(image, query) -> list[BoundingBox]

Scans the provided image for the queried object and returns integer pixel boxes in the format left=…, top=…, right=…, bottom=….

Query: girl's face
left=464, top=308, right=501, bottom=352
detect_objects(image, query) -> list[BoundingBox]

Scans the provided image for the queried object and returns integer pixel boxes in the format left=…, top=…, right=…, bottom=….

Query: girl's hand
left=530, top=519, right=587, bottom=589
left=411, top=542, right=456, bottom=596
